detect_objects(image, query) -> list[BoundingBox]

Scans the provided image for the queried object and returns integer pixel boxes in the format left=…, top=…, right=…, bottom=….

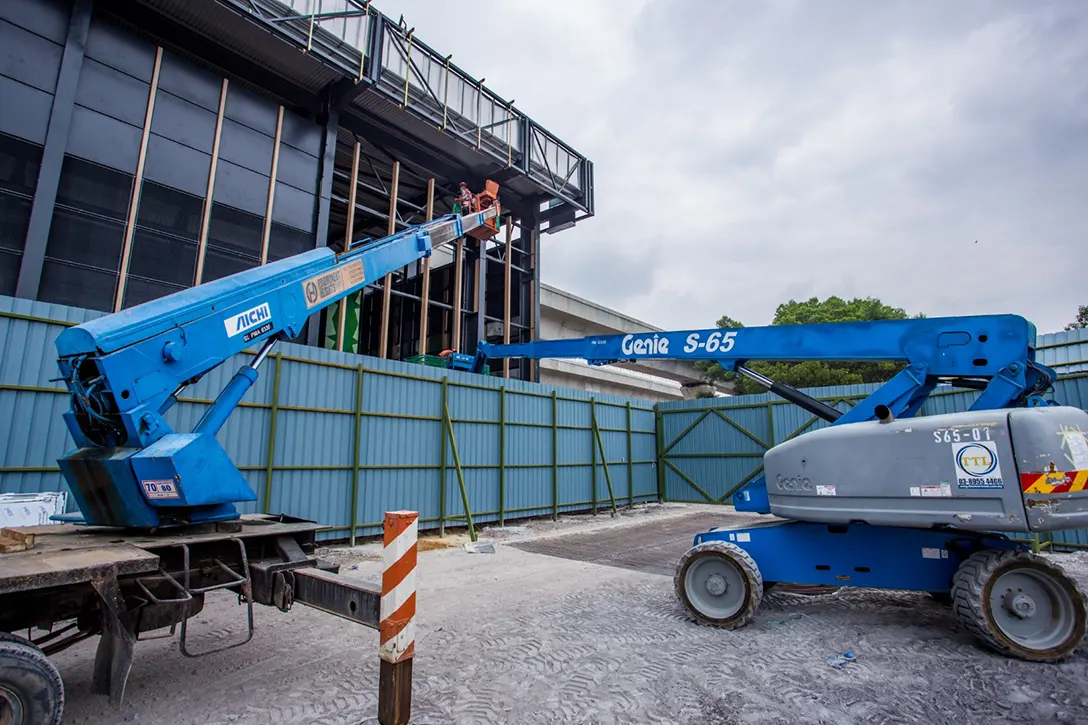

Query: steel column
left=503, top=218, right=512, bottom=377
left=471, top=238, right=487, bottom=354
left=307, top=91, right=340, bottom=347
left=314, top=97, right=340, bottom=246
left=451, top=240, right=464, bottom=350
left=529, top=211, right=540, bottom=382
left=15, top=0, right=93, bottom=301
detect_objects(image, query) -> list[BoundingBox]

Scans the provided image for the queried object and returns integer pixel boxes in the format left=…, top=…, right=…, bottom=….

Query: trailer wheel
left=0, top=639, right=63, bottom=725
left=952, top=549, right=1088, bottom=662
left=674, top=541, right=763, bottom=629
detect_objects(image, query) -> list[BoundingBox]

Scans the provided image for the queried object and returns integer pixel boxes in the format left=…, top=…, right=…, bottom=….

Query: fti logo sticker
left=953, top=440, right=1005, bottom=489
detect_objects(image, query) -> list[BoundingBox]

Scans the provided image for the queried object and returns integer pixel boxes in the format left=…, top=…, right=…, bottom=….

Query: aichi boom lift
left=472, top=316, right=1088, bottom=661
left=0, top=192, right=502, bottom=723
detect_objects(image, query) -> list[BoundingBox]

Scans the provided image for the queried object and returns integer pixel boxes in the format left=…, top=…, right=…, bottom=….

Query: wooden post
left=259, top=105, right=284, bottom=266
left=379, top=510, right=417, bottom=725
left=195, top=77, right=228, bottom=285
left=114, top=45, right=163, bottom=311
left=338, top=140, right=361, bottom=351
left=502, top=217, right=512, bottom=377
left=417, top=178, right=435, bottom=355
left=379, top=160, right=400, bottom=358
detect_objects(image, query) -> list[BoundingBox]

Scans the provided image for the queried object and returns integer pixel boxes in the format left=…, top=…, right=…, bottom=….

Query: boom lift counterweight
left=473, top=316, right=1088, bottom=662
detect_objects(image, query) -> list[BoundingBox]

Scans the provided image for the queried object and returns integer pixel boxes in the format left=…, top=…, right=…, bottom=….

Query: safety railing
left=235, top=0, right=592, bottom=210
left=238, top=0, right=377, bottom=80
left=378, top=23, right=524, bottom=168
left=527, top=122, right=584, bottom=197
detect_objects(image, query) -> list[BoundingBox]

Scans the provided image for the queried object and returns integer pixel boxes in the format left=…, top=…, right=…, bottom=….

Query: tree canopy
left=1066, top=305, right=1087, bottom=331
left=695, top=296, right=924, bottom=395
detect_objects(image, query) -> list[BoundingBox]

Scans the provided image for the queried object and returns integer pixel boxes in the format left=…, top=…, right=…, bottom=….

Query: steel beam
left=15, top=0, right=93, bottom=301
left=292, top=567, right=381, bottom=628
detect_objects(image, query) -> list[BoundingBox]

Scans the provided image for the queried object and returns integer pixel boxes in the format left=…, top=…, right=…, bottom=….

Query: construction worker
left=457, top=182, right=475, bottom=213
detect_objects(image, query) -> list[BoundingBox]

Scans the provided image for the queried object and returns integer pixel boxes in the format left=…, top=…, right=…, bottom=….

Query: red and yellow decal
left=1021, top=470, right=1088, bottom=494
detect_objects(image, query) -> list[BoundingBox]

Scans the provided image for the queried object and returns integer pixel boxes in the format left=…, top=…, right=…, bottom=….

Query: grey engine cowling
left=762, top=405, right=1088, bottom=534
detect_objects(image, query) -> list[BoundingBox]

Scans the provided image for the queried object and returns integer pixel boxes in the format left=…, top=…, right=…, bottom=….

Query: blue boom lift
left=0, top=201, right=501, bottom=724
left=471, top=318, right=1088, bottom=662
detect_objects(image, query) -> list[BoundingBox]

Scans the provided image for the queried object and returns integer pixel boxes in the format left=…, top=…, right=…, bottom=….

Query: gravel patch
left=49, top=503, right=1088, bottom=725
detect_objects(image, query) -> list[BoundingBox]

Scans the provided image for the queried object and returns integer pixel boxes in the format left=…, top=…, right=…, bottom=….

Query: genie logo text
left=953, top=440, right=1004, bottom=489
left=621, top=334, right=669, bottom=356
left=225, top=302, right=272, bottom=338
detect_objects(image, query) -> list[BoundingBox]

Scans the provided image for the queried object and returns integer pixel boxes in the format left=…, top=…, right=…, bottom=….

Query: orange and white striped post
left=378, top=510, right=418, bottom=725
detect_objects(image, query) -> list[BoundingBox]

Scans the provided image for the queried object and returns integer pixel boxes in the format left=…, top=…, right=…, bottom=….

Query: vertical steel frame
left=15, top=0, right=94, bottom=301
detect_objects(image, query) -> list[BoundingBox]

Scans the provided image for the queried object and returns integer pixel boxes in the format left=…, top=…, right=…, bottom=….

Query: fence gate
left=656, top=397, right=859, bottom=504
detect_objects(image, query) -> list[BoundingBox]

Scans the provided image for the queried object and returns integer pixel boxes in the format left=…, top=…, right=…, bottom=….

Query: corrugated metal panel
left=0, top=295, right=658, bottom=541
left=1038, top=328, right=1088, bottom=375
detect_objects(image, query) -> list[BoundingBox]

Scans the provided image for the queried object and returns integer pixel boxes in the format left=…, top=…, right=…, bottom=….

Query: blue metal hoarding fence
left=0, top=296, right=657, bottom=541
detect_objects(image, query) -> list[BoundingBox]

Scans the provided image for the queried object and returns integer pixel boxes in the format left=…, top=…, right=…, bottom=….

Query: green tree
left=695, top=296, right=924, bottom=394
left=1066, top=305, right=1087, bottom=331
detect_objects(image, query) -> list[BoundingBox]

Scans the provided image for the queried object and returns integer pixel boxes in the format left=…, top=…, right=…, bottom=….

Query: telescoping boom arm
left=53, top=205, right=499, bottom=528
left=473, top=315, right=1058, bottom=513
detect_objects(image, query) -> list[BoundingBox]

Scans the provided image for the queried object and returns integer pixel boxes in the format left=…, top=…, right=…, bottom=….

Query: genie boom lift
left=472, top=316, right=1088, bottom=662
left=0, top=199, right=501, bottom=724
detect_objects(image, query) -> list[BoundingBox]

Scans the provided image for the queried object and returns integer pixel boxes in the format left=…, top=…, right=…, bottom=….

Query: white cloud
left=374, top=0, right=1088, bottom=334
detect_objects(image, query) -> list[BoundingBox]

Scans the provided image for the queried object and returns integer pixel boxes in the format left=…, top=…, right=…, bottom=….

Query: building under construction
left=0, top=0, right=593, bottom=382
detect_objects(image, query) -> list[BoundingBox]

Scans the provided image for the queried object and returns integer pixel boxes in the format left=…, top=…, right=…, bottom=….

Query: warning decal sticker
left=1021, top=470, right=1088, bottom=494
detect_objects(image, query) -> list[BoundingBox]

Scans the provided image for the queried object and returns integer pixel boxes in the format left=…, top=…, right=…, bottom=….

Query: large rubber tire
left=951, top=548, right=1088, bottom=662
left=0, top=640, right=64, bottom=725
left=674, top=541, right=763, bottom=630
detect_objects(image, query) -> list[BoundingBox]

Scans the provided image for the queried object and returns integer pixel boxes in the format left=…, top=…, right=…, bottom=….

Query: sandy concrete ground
left=51, top=503, right=1088, bottom=725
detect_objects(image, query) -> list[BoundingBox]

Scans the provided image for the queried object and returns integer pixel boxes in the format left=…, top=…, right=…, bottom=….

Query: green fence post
left=592, top=401, right=618, bottom=517
left=349, top=363, right=364, bottom=546
left=766, top=400, right=775, bottom=447
left=262, top=352, right=282, bottom=514
left=590, top=398, right=598, bottom=515
left=443, top=397, right=476, bottom=542
left=655, top=404, right=665, bottom=501
left=439, top=377, right=448, bottom=537
left=626, top=401, right=634, bottom=506
left=552, top=389, right=558, bottom=521
left=499, top=385, right=506, bottom=527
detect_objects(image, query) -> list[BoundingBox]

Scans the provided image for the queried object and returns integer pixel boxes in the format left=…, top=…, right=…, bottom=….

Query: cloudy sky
left=376, top=0, right=1087, bottom=334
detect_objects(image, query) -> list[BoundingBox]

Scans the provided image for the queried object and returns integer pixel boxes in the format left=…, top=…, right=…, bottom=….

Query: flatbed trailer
left=0, top=513, right=390, bottom=725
